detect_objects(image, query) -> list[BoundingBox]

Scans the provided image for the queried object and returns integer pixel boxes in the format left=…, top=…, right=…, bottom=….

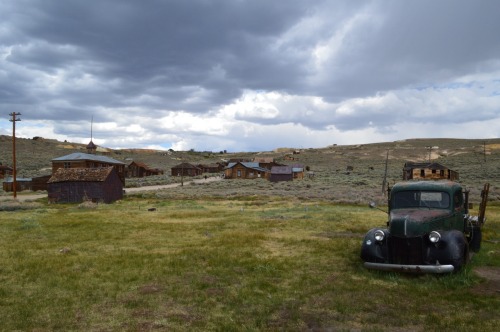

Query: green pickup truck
left=361, top=180, right=489, bottom=273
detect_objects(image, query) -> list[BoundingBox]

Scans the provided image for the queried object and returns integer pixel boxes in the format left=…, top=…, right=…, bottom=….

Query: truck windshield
left=392, top=190, right=450, bottom=209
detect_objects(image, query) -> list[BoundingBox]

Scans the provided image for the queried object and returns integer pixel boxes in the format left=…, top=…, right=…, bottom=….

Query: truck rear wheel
left=469, top=226, right=482, bottom=252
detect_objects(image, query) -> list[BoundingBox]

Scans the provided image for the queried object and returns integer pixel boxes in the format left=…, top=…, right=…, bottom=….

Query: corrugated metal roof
left=52, top=152, right=125, bottom=165
left=48, top=167, right=114, bottom=183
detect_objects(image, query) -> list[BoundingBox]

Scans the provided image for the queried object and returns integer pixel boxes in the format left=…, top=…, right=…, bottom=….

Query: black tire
left=451, top=243, right=469, bottom=272
left=468, top=226, right=482, bottom=252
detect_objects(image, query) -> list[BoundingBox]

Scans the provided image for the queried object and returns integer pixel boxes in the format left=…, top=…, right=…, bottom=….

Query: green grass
left=0, top=197, right=499, bottom=331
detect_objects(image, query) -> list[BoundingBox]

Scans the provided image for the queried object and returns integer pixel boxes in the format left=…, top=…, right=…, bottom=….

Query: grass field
left=1, top=195, right=499, bottom=331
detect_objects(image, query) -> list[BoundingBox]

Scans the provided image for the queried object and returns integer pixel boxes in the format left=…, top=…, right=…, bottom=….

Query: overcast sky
left=1, top=1, right=499, bottom=152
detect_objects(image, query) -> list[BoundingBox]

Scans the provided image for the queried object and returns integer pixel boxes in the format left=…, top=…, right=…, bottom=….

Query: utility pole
left=9, top=112, right=21, bottom=199
left=382, top=150, right=389, bottom=195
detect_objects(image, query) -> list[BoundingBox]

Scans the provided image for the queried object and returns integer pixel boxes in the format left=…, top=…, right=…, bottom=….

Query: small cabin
left=171, top=163, right=202, bottom=177
left=127, top=161, right=164, bottom=178
left=269, top=166, right=293, bottom=182
left=403, top=162, right=459, bottom=181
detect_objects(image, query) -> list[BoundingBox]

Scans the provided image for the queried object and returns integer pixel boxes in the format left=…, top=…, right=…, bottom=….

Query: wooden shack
left=291, top=164, right=305, bottom=179
left=31, top=175, right=52, bottom=191
left=269, top=166, right=293, bottom=182
left=197, top=163, right=223, bottom=173
left=171, top=163, right=202, bottom=177
left=127, top=161, right=164, bottom=178
left=2, top=177, right=32, bottom=192
left=0, top=165, right=13, bottom=179
left=224, top=162, right=269, bottom=179
left=403, top=162, right=459, bottom=181
left=47, top=167, right=123, bottom=204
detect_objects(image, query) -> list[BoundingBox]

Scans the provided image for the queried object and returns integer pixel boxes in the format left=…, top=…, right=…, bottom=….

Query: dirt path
left=124, top=176, right=222, bottom=193
left=0, top=176, right=223, bottom=202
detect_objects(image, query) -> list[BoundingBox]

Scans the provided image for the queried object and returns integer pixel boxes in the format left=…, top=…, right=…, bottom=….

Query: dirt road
left=1, top=176, right=223, bottom=202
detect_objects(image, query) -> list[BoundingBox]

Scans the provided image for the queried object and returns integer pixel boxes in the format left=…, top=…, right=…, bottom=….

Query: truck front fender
left=361, top=228, right=388, bottom=263
left=428, top=230, right=468, bottom=270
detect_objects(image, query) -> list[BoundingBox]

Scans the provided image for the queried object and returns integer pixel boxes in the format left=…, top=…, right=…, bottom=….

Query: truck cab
left=361, top=181, right=486, bottom=273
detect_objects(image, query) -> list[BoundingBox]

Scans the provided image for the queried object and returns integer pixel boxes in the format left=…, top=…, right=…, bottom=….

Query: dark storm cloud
left=1, top=0, right=500, bottom=151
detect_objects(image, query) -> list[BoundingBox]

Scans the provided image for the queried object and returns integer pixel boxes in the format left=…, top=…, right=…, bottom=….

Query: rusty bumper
left=364, top=262, right=454, bottom=274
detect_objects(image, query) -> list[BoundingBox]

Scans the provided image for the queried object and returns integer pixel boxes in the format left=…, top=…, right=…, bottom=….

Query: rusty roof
left=48, top=167, right=115, bottom=183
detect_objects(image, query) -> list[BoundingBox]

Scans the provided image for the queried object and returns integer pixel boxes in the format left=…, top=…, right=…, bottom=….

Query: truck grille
left=388, top=236, right=424, bottom=265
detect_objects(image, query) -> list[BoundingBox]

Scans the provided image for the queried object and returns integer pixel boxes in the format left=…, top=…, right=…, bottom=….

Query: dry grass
left=0, top=197, right=498, bottom=331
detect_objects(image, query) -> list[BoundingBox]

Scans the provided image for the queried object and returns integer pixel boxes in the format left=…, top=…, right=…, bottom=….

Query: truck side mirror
left=368, top=201, right=388, bottom=214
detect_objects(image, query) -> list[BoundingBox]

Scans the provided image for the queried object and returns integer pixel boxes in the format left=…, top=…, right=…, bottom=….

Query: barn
left=47, top=167, right=123, bottom=204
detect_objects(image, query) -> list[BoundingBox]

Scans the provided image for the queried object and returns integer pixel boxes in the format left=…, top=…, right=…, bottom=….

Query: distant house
left=47, top=167, right=123, bottom=204
left=2, top=174, right=52, bottom=192
left=51, top=152, right=126, bottom=184
left=2, top=177, right=32, bottom=192
left=291, top=164, right=305, bottom=179
left=224, top=162, right=269, bottom=179
left=253, top=157, right=284, bottom=170
left=197, top=163, right=224, bottom=173
left=269, top=166, right=293, bottom=182
left=403, top=162, right=459, bottom=181
left=171, top=163, right=202, bottom=177
left=0, top=165, right=13, bottom=179
left=31, top=175, right=52, bottom=191
left=127, top=161, right=164, bottom=178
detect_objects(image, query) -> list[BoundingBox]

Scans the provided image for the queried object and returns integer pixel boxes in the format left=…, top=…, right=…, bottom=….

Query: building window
left=237, top=170, right=241, bottom=177
left=64, top=162, right=71, bottom=168
left=420, top=169, right=425, bottom=177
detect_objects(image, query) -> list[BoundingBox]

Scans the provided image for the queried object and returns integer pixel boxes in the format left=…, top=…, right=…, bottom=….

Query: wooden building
left=291, top=164, right=305, bottom=179
left=2, top=177, right=32, bottom=192
left=224, top=162, right=269, bottom=179
left=127, top=161, right=164, bottom=178
left=51, top=152, right=126, bottom=184
left=252, top=157, right=281, bottom=170
left=197, top=163, right=224, bottom=174
left=269, top=166, right=293, bottom=182
left=31, top=175, right=52, bottom=191
left=47, top=167, right=123, bottom=204
left=403, top=162, right=459, bottom=181
left=171, top=163, right=202, bottom=177
left=0, top=165, right=13, bottom=179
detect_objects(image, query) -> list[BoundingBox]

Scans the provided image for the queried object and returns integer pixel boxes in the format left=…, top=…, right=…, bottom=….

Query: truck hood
left=389, top=209, right=451, bottom=237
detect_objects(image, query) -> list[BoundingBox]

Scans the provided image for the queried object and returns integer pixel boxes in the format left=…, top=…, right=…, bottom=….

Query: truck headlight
left=429, top=231, right=441, bottom=243
left=374, top=230, right=385, bottom=242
